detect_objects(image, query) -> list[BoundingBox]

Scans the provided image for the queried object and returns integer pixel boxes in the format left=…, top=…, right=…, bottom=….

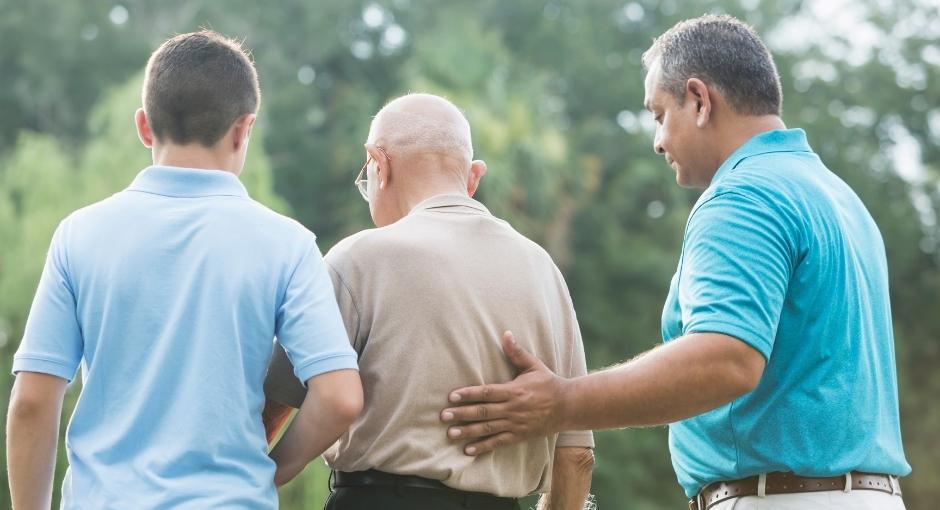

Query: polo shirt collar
left=410, top=194, right=491, bottom=215
left=710, top=128, right=813, bottom=186
left=127, top=165, right=249, bottom=198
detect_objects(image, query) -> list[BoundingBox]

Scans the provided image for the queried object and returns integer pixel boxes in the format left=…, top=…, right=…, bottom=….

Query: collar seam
left=125, top=189, right=250, bottom=199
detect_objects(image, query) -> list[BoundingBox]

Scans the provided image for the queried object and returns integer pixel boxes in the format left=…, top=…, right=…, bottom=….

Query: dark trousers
left=324, top=485, right=522, bottom=510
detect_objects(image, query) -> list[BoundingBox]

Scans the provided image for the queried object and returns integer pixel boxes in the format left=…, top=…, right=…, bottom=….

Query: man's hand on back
left=440, top=331, right=568, bottom=455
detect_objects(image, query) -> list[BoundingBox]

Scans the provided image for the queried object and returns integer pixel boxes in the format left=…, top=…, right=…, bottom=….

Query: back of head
left=143, top=30, right=260, bottom=147
left=368, top=93, right=473, bottom=172
left=642, top=14, right=782, bottom=116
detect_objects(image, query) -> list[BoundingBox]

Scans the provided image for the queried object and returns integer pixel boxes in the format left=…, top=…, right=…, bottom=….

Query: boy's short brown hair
left=143, top=30, right=260, bottom=147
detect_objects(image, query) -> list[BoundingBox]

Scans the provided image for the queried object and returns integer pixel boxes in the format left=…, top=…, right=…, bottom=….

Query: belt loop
left=843, top=472, right=852, bottom=494
left=757, top=473, right=767, bottom=498
left=888, top=475, right=898, bottom=495
left=696, top=493, right=704, bottom=510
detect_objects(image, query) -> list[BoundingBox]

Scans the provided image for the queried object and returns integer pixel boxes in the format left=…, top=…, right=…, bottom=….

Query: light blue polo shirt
left=13, top=166, right=358, bottom=509
left=661, top=129, right=911, bottom=497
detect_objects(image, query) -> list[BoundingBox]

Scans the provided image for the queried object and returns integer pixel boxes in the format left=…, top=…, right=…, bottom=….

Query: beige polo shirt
left=265, top=194, right=593, bottom=497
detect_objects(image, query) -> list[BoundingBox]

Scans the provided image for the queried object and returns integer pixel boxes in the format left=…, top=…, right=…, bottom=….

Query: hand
left=440, top=331, right=566, bottom=456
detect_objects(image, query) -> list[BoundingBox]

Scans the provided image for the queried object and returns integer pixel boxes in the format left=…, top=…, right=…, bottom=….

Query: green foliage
left=1, top=0, right=938, bottom=509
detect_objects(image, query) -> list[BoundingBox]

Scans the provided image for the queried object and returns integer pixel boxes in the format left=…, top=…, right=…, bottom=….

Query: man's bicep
left=680, top=192, right=795, bottom=358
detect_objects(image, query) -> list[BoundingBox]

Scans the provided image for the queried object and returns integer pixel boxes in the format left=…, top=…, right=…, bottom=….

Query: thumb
left=501, top=331, right=544, bottom=373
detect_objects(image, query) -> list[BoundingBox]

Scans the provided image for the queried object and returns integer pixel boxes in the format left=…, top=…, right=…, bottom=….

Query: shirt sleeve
left=274, top=239, right=358, bottom=387
left=265, top=247, right=363, bottom=407
left=552, top=265, right=595, bottom=449
left=678, top=191, right=796, bottom=360
left=325, top=261, right=363, bottom=354
left=264, top=341, right=307, bottom=408
left=12, top=221, right=83, bottom=382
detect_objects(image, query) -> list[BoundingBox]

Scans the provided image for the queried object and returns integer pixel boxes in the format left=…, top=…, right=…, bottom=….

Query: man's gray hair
left=642, top=14, right=782, bottom=116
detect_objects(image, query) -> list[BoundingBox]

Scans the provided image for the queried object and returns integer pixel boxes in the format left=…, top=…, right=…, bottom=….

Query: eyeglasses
left=354, top=147, right=391, bottom=202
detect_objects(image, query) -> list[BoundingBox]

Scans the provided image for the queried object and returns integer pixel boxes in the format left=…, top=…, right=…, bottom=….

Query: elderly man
left=7, top=31, right=361, bottom=509
left=264, top=93, right=595, bottom=510
left=441, top=15, right=910, bottom=510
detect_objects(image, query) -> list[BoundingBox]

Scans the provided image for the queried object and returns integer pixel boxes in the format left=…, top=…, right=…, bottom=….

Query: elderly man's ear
left=467, top=160, right=487, bottom=197
left=365, top=143, right=391, bottom=189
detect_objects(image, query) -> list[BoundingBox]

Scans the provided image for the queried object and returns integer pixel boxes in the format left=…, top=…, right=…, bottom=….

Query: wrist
left=554, top=375, right=575, bottom=432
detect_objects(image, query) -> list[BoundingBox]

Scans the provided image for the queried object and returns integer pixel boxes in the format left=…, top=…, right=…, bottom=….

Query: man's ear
left=135, top=108, right=155, bottom=148
left=232, top=113, right=256, bottom=151
left=466, top=159, right=487, bottom=197
left=364, top=143, right=391, bottom=189
left=686, top=78, right=712, bottom=128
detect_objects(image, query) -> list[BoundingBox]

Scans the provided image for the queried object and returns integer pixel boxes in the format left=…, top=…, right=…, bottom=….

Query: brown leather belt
left=689, top=471, right=900, bottom=510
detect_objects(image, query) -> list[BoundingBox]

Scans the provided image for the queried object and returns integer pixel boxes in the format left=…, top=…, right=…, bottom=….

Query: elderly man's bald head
left=368, top=93, right=473, bottom=170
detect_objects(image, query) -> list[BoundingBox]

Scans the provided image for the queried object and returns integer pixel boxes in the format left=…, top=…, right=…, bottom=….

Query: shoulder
left=694, top=155, right=816, bottom=230
left=325, top=227, right=383, bottom=261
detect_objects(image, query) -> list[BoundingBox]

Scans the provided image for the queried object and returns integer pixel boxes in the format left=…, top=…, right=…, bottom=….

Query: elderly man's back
left=267, top=193, right=592, bottom=497
left=266, top=91, right=592, bottom=509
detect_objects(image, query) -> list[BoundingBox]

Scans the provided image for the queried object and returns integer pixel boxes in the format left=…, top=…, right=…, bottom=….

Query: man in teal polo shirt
left=440, top=15, right=910, bottom=509
left=7, top=31, right=362, bottom=509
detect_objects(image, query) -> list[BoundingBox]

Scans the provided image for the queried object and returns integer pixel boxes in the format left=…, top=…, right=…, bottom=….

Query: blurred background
left=1, top=0, right=937, bottom=508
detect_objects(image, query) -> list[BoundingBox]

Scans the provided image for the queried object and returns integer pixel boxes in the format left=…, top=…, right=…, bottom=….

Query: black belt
left=331, top=469, right=518, bottom=506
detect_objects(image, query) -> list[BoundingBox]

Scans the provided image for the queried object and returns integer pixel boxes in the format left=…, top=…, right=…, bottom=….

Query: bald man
left=263, top=93, right=595, bottom=510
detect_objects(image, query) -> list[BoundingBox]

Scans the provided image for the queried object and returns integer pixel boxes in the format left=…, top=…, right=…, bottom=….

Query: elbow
left=336, top=391, right=364, bottom=425
left=8, top=389, right=54, bottom=427
left=9, top=386, right=44, bottom=420
left=328, top=381, right=364, bottom=425
left=557, top=447, right=595, bottom=476
left=574, top=448, right=596, bottom=476
left=728, top=348, right=765, bottom=396
left=302, top=369, right=364, bottom=427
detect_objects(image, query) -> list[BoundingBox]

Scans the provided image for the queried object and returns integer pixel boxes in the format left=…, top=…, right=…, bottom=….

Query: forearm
left=268, top=369, right=362, bottom=486
left=559, top=333, right=764, bottom=431
left=7, top=374, right=67, bottom=510
left=539, top=447, right=594, bottom=510
left=269, top=406, right=345, bottom=485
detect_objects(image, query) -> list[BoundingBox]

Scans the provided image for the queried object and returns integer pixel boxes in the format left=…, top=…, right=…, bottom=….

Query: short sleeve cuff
left=557, top=430, right=595, bottom=448
left=12, top=355, right=78, bottom=382
left=684, top=320, right=773, bottom=361
left=293, top=352, right=359, bottom=385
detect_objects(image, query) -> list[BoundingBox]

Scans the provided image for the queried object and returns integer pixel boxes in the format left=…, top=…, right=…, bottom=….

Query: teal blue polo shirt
left=13, top=166, right=358, bottom=509
left=661, top=129, right=910, bottom=497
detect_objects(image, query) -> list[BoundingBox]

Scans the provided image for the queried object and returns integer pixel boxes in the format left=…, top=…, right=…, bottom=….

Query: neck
left=394, top=181, right=468, bottom=218
left=714, top=115, right=786, bottom=167
left=152, top=143, right=239, bottom=175
left=389, top=158, right=470, bottom=217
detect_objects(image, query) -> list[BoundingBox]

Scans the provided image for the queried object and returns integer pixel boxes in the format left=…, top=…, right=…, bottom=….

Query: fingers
left=446, top=382, right=512, bottom=406
left=462, top=431, right=521, bottom=456
left=501, top=330, right=545, bottom=373
left=440, top=402, right=509, bottom=423
left=446, top=418, right=515, bottom=441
